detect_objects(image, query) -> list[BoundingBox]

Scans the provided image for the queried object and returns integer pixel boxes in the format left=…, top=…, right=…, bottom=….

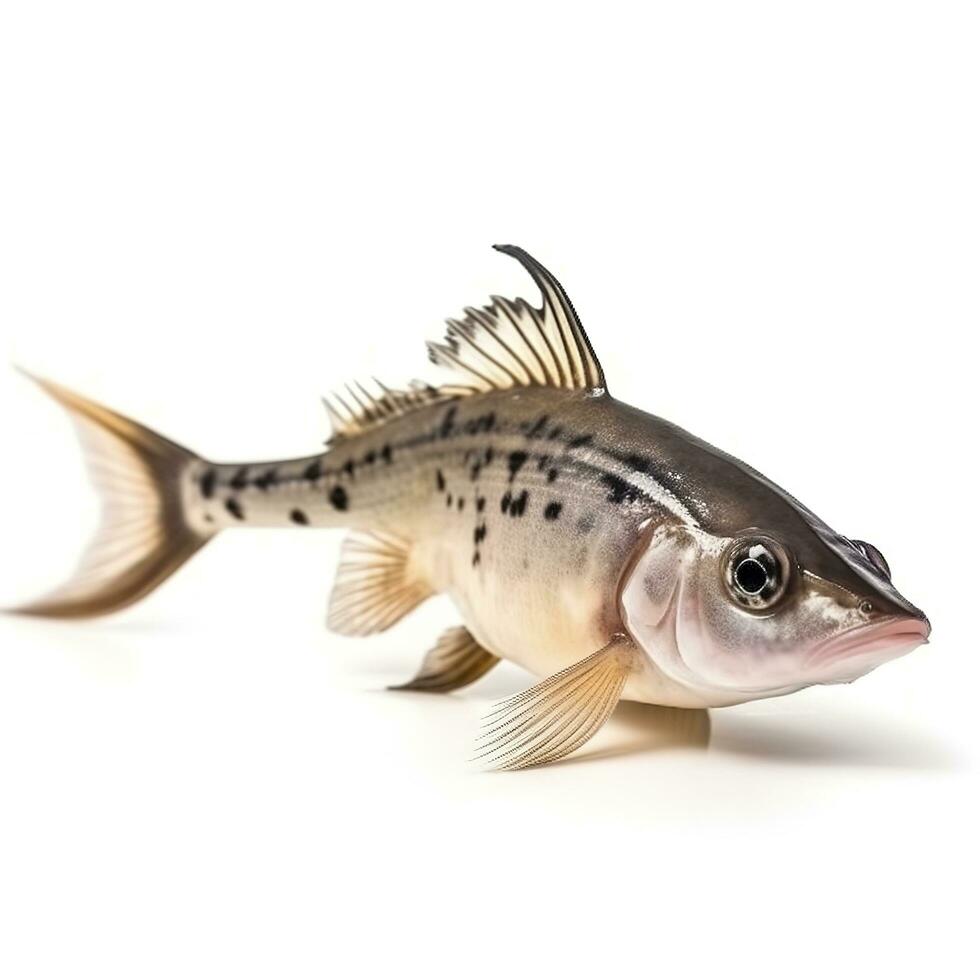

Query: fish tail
left=10, top=371, right=215, bottom=618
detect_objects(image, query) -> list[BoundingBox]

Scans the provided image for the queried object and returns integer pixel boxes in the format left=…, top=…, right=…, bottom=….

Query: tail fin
left=12, top=372, right=213, bottom=618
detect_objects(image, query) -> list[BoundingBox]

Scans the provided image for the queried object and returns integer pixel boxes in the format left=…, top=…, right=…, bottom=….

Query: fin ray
left=324, top=246, right=605, bottom=443
left=391, top=626, right=499, bottom=693
left=11, top=373, right=213, bottom=618
left=327, top=531, right=433, bottom=636
left=473, top=636, right=634, bottom=770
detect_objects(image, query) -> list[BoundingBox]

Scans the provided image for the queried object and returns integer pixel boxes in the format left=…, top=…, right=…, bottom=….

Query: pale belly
left=414, top=528, right=608, bottom=676
left=414, top=530, right=710, bottom=707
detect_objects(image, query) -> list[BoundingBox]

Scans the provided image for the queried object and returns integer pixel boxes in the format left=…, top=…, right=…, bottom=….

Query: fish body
left=14, top=246, right=931, bottom=766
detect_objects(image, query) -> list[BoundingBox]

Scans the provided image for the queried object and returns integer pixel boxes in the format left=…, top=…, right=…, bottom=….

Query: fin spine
left=324, top=246, right=606, bottom=443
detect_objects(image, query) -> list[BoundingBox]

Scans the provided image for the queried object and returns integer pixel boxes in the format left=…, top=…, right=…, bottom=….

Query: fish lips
left=806, top=615, right=931, bottom=681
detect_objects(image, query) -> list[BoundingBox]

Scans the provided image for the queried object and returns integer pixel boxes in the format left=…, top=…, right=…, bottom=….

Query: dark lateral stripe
left=445, top=422, right=658, bottom=510
left=423, top=414, right=667, bottom=507
left=222, top=404, right=680, bottom=522
left=600, top=472, right=638, bottom=505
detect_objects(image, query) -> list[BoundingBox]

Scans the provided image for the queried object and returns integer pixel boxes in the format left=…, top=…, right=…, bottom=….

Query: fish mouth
left=808, top=615, right=931, bottom=672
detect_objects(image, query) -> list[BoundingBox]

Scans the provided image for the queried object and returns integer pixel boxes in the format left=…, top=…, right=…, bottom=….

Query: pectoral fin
left=474, top=635, right=636, bottom=771
left=390, top=626, right=499, bottom=693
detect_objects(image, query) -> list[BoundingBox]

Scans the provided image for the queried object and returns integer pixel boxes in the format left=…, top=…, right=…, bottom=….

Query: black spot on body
left=440, top=406, right=457, bottom=439
left=525, top=414, right=550, bottom=439
left=548, top=426, right=564, bottom=441
left=537, top=454, right=551, bottom=471
left=200, top=469, right=216, bottom=499
left=544, top=501, right=563, bottom=521
left=303, top=460, right=322, bottom=482
left=290, top=509, right=309, bottom=526
left=380, top=444, right=393, bottom=464
left=446, top=494, right=453, bottom=508
left=254, top=468, right=278, bottom=491
left=577, top=514, right=596, bottom=534
left=500, top=491, right=512, bottom=513
left=474, top=523, right=487, bottom=544
left=343, top=459, right=355, bottom=479
left=225, top=498, right=245, bottom=520
left=507, top=451, right=529, bottom=481
left=484, top=447, right=494, bottom=465
left=472, top=551, right=481, bottom=567
left=436, top=469, right=446, bottom=491
left=567, top=434, right=594, bottom=449
left=510, top=490, right=529, bottom=517
left=469, top=462, right=482, bottom=481
left=363, top=450, right=376, bottom=465
left=230, top=468, right=249, bottom=491
left=457, top=497, right=465, bottom=512
left=329, top=485, right=349, bottom=511
left=476, top=496, right=486, bottom=512
left=547, top=467, right=559, bottom=483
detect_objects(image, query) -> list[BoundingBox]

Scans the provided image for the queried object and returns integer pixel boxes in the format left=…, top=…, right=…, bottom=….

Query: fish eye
left=734, top=556, right=768, bottom=595
left=851, top=539, right=891, bottom=580
left=723, top=536, right=792, bottom=610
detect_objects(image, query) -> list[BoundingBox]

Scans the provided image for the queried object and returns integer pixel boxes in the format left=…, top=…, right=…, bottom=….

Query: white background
left=0, top=2, right=977, bottom=977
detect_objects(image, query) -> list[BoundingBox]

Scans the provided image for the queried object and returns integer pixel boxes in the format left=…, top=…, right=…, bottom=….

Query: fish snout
left=863, top=589, right=930, bottom=640
left=815, top=615, right=931, bottom=673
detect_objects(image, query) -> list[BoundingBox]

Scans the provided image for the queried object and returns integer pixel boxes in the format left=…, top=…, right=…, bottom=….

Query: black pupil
left=734, top=557, right=769, bottom=595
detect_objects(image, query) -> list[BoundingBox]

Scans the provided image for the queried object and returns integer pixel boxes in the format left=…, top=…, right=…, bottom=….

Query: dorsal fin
left=321, top=379, right=470, bottom=441
left=323, top=246, right=605, bottom=443
left=427, top=245, right=605, bottom=394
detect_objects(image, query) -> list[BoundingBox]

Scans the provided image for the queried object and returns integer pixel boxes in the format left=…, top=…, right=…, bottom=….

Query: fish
left=10, top=245, right=931, bottom=769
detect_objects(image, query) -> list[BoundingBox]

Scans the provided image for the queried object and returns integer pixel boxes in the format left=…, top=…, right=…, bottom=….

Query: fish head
left=619, top=519, right=930, bottom=703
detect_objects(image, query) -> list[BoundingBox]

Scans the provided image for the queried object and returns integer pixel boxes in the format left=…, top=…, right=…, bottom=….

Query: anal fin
left=474, top=635, right=635, bottom=770
left=327, top=531, right=434, bottom=636
left=391, top=626, right=500, bottom=693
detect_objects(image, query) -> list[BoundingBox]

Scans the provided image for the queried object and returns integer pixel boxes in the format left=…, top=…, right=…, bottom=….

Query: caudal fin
left=11, top=372, right=213, bottom=618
